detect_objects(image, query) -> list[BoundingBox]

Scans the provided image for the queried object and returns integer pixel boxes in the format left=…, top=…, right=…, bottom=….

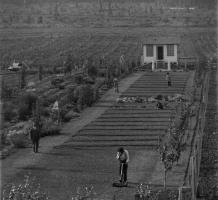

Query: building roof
left=143, top=37, right=180, bottom=45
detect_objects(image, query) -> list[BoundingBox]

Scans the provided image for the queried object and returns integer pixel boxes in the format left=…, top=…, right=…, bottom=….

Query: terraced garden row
left=63, top=71, right=191, bottom=149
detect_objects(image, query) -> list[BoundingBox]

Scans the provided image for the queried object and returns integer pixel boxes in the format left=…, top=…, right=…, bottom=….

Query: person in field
left=116, top=147, right=129, bottom=185
left=156, top=101, right=164, bottom=110
left=30, top=123, right=40, bottom=153
left=113, top=77, right=119, bottom=93
left=165, top=72, right=172, bottom=87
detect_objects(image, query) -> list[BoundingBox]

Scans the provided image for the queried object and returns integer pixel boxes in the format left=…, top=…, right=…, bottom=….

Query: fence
left=178, top=69, right=210, bottom=200
left=178, top=57, right=199, bottom=71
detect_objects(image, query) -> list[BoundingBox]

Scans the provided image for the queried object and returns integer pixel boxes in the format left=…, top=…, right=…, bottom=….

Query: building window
left=146, top=45, right=153, bottom=57
left=167, top=45, right=174, bottom=56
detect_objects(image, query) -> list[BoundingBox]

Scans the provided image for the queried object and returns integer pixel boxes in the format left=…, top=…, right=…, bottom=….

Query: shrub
left=131, top=61, right=136, bottom=69
left=155, top=95, right=163, bottom=100
left=59, top=83, right=65, bottom=90
left=3, top=103, right=16, bottom=121
left=78, top=84, right=94, bottom=107
left=59, top=107, right=68, bottom=121
left=10, top=134, right=29, bottom=148
left=51, top=77, right=64, bottom=87
left=73, top=86, right=81, bottom=103
left=88, top=65, right=98, bottom=78
left=38, top=65, right=43, bottom=80
left=98, top=68, right=106, bottom=77
left=20, top=67, right=26, bottom=89
left=2, top=85, right=13, bottom=98
left=46, top=125, right=61, bottom=136
left=75, top=74, right=83, bottom=84
left=84, top=76, right=95, bottom=84
left=38, top=16, right=43, bottom=24
left=20, top=93, right=37, bottom=111
left=2, top=175, right=48, bottom=199
left=42, top=96, right=56, bottom=107
left=41, top=107, right=50, bottom=117
left=67, top=86, right=76, bottom=103
left=41, top=122, right=61, bottom=137
left=18, top=104, right=31, bottom=121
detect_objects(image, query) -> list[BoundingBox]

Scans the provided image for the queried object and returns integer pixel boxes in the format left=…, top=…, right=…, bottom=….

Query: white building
left=142, top=37, right=180, bottom=71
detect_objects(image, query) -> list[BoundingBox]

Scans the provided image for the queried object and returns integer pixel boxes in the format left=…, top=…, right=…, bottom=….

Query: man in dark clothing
left=30, top=124, right=40, bottom=153
left=157, top=101, right=164, bottom=110
left=165, top=72, right=172, bottom=87
left=113, top=77, right=119, bottom=93
left=116, top=147, right=129, bottom=185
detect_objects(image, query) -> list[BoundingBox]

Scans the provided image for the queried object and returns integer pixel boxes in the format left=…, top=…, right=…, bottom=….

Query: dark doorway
left=157, top=46, right=164, bottom=60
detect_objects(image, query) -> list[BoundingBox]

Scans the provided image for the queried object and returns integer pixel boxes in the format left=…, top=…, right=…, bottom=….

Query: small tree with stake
left=159, top=143, right=175, bottom=190
left=34, top=99, right=42, bottom=130
left=38, top=65, right=42, bottom=81
left=20, top=66, right=26, bottom=89
left=158, top=115, right=176, bottom=190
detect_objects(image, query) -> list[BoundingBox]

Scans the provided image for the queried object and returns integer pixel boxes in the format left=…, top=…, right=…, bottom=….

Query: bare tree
left=108, top=0, right=113, bottom=16
left=75, top=0, right=79, bottom=8
left=98, top=0, right=103, bottom=13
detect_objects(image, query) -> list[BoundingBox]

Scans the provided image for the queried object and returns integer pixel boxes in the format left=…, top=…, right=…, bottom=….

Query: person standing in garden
left=165, top=72, right=172, bottom=87
left=30, top=123, right=40, bottom=153
left=116, top=147, right=129, bottom=185
left=113, top=77, right=119, bottom=93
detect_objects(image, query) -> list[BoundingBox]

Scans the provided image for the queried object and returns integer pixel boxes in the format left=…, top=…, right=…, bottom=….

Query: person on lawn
left=30, top=123, right=40, bottom=153
left=156, top=101, right=164, bottom=110
left=165, top=72, right=172, bottom=87
left=113, top=77, right=119, bottom=93
left=116, top=147, right=129, bottom=185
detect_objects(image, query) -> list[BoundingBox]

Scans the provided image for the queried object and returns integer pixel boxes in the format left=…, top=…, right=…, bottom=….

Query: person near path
left=116, top=147, right=129, bottom=185
left=30, top=123, right=40, bottom=153
left=165, top=72, right=172, bottom=87
left=113, top=77, right=119, bottom=93
left=156, top=101, right=163, bottom=110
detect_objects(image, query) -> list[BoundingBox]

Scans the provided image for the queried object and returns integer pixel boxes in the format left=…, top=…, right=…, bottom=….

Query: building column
left=168, top=61, right=171, bottom=71
left=152, top=61, right=155, bottom=71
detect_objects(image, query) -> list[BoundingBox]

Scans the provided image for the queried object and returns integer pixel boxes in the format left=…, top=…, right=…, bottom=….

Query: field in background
left=0, top=27, right=217, bottom=67
left=0, top=0, right=216, bottom=28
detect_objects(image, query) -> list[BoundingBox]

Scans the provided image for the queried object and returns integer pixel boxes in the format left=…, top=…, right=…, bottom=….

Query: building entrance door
left=157, top=46, right=164, bottom=60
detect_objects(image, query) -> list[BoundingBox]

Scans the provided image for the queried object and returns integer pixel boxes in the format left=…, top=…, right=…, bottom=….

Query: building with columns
left=142, top=37, right=180, bottom=71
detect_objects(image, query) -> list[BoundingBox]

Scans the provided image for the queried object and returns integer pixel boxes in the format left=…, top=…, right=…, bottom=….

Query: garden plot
left=64, top=71, right=191, bottom=149
left=122, top=72, right=188, bottom=97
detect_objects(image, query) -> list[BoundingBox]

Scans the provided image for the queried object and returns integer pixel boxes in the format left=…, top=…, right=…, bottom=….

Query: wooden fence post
left=178, top=186, right=192, bottom=200
left=191, top=156, right=196, bottom=200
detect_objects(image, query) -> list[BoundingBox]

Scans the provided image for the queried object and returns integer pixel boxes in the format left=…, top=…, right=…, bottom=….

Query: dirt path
left=1, top=72, right=144, bottom=197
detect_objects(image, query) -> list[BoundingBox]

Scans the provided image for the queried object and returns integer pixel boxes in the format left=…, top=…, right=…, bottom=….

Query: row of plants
left=2, top=175, right=95, bottom=200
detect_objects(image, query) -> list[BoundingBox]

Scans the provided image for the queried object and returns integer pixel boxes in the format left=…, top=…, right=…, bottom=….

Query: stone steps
left=78, top=130, right=165, bottom=136
left=89, top=121, right=169, bottom=126
left=62, top=140, right=158, bottom=148
left=72, top=135, right=159, bottom=142
left=95, top=118, right=170, bottom=122
left=82, top=125, right=167, bottom=130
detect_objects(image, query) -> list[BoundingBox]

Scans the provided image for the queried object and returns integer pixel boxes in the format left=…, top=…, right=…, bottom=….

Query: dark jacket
left=30, top=128, right=40, bottom=142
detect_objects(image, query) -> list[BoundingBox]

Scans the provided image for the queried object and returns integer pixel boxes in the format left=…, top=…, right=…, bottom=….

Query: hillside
left=0, top=0, right=217, bottom=27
